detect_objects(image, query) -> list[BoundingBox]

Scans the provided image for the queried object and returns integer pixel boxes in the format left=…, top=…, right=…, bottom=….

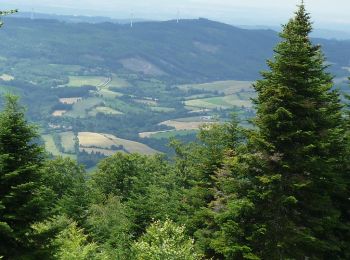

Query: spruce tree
left=212, top=4, right=346, bottom=259
left=0, top=95, right=46, bottom=257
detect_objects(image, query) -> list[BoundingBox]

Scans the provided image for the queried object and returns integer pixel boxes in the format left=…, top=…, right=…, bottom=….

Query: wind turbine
left=130, top=12, right=134, bottom=28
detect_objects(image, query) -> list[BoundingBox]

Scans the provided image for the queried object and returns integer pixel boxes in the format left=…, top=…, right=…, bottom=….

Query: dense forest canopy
left=0, top=3, right=349, bottom=260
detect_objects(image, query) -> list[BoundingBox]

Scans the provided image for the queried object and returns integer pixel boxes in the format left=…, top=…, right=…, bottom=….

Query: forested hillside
left=0, top=15, right=349, bottom=168
left=0, top=16, right=349, bottom=81
left=0, top=4, right=349, bottom=259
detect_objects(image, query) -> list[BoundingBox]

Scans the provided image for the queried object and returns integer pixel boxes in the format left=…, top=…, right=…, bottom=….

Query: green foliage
left=91, top=153, right=182, bottom=235
left=132, top=219, right=201, bottom=260
left=0, top=95, right=46, bottom=257
left=53, top=219, right=108, bottom=260
left=86, top=195, right=132, bottom=259
left=41, top=157, right=90, bottom=223
left=171, top=116, right=243, bottom=257
left=0, top=6, right=349, bottom=260
left=210, top=4, right=348, bottom=259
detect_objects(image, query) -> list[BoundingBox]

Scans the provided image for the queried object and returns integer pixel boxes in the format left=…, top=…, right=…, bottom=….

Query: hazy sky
left=3, top=0, right=350, bottom=29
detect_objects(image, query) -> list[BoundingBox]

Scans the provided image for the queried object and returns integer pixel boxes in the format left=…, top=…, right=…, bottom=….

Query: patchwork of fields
left=43, top=76, right=255, bottom=161
left=43, top=131, right=158, bottom=158
left=1, top=57, right=256, bottom=164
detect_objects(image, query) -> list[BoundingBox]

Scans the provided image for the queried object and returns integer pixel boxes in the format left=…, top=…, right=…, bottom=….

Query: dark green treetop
left=0, top=95, right=46, bottom=258
left=211, top=3, right=347, bottom=259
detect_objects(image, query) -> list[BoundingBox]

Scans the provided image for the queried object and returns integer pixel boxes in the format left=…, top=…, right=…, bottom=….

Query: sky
left=2, top=0, right=350, bottom=30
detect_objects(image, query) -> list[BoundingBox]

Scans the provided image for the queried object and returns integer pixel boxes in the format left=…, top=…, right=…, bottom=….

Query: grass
left=67, top=76, right=108, bottom=87
left=65, top=97, right=102, bottom=118
left=104, top=98, right=144, bottom=114
left=108, top=74, right=130, bottom=88
left=173, top=116, right=215, bottom=122
left=99, top=89, right=123, bottom=98
left=78, top=132, right=158, bottom=155
left=42, top=134, right=76, bottom=159
left=134, top=99, right=158, bottom=106
left=49, top=64, right=82, bottom=74
left=59, top=131, right=76, bottom=153
left=88, top=106, right=123, bottom=116
left=149, top=130, right=198, bottom=139
left=179, top=80, right=253, bottom=95
left=185, top=94, right=253, bottom=109
left=0, top=85, right=18, bottom=95
left=159, top=120, right=213, bottom=130
left=150, top=107, right=176, bottom=113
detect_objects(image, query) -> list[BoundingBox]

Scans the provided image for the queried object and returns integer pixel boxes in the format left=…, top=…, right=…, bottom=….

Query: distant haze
left=3, top=0, right=350, bottom=31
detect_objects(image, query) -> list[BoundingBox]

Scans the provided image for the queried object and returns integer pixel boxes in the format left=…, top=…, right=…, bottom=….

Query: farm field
left=0, top=74, right=14, bottom=81
left=78, top=132, right=158, bottom=155
left=185, top=94, right=253, bottom=109
left=88, top=106, right=123, bottom=116
left=65, top=97, right=102, bottom=118
left=59, top=97, right=82, bottom=104
left=99, top=89, right=123, bottom=98
left=179, top=80, right=253, bottom=95
left=139, top=130, right=197, bottom=139
left=48, top=64, right=82, bottom=73
left=160, top=120, right=214, bottom=130
left=59, top=131, right=76, bottom=153
left=52, top=110, right=67, bottom=117
left=134, top=99, right=158, bottom=106
left=42, top=134, right=76, bottom=159
left=108, top=74, right=130, bottom=88
left=150, top=107, right=176, bottom=113
left=66, top=76, right=108, bottom=87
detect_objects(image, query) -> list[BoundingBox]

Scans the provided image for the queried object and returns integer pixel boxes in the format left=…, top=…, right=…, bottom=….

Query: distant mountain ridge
left=0, top=17, right=349, bottom=82
left=239, top=25, right=350, bottom=41
left=11, top=12, right=149, bottom=24
left=11, top=12, right=350, bottom=40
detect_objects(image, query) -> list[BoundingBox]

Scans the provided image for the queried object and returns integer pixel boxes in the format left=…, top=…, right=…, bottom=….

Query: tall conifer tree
left=212, top=3, right=346, bottom=259
left=0, top=95, right=45, bottom=257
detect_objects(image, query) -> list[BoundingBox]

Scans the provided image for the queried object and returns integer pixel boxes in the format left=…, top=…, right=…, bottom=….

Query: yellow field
left=52, top=110, right=67, bottom=117
left=78, top=132, right=158, bottom=155
left=0, top=74, right=14, bottom=81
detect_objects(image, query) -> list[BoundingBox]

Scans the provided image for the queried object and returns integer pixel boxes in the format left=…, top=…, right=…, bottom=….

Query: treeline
left=0, top=4, right=350, bottom=260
